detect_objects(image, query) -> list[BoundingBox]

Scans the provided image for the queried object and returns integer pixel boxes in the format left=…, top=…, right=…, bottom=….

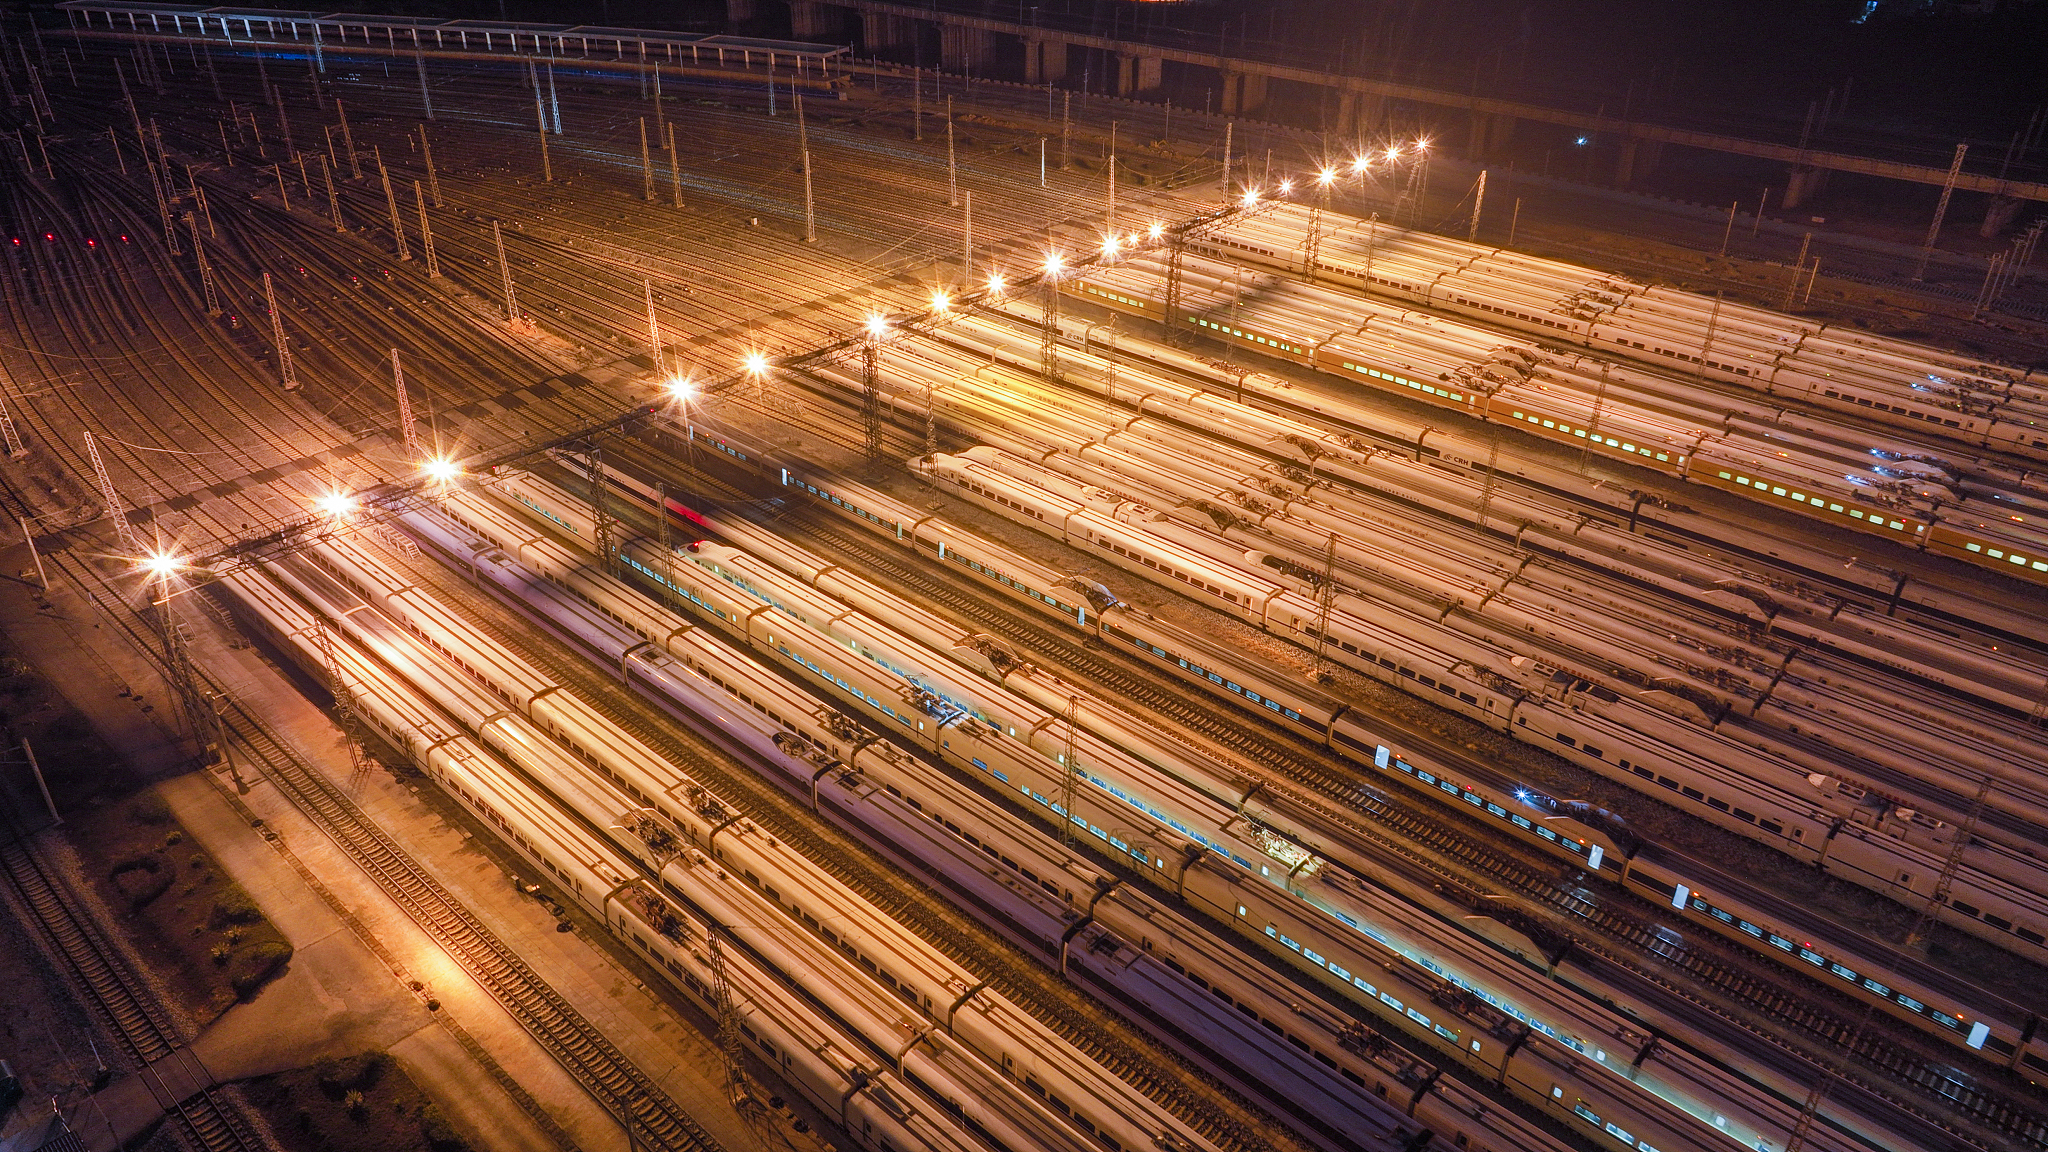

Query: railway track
left=765, top=499, right=2048, bottom=1148
left=45, top=547, right=727, bottom=1152
left=0, top=817, right=264, bottom=1152
left=365, top=531, right=1287, bottom=1152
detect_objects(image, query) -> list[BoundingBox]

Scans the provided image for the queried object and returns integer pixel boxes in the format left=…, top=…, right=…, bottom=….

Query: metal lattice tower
left=1040, top=275, right=1061, bottom=382
left=308, top=615, right=375, bottom=794
left=1161, top=230, right=1189, bottom=345
left=1784, top=773, right=1994, bottom=1152
left=391, top=348, right=418, bottom=458
left=83, top=431, right=136, bottom=552
left=0, top=367, right=25, bottom=459
left=1310, top=532, right=1338, bottom=677
left=644, top=280, right=663, bottom=377
left=185, top=213, right=218, bottom=314
left=376, top=149, right=409, bottom=260
left=493, top=221, right=518, bottom=325
left=152, top=588, right=219, bottom=768
left=704, top=929, right=754, bottom=1109
left=861, top=341, right=882, bottom=465
left=262, top=273, right=297, bottom=390
left=413, top=182, right=439, bottom=278
left=1058, top=697, right=1080, bottom=846
left=587, top=446, right=616, bottom=574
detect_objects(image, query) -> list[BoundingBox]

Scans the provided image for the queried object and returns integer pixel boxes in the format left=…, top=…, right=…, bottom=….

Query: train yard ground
left=3, top=15, right=2048, bottom=1152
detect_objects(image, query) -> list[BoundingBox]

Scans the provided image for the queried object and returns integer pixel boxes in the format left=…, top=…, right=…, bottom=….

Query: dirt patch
left=241, top=1053, right=467, bottom=1152
left=65, top=792, right=294, bottom=1019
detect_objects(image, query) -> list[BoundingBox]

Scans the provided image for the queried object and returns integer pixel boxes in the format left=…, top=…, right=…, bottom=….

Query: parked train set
left=558, top=417, right=2048, bottom=1088
left=223, top=535, right=1281, bottom=1152
left=859, top=314, right=2048, bottom=847
left=1193, top=205, right=2048, bottom=459
left=1058, top=248, right=2048, bottom=587
left=771, top=305, right=2048, bottom=972
left=455, top=463, right=1934, bottom=1152
left=566, top=441, right=2048, bottom=1081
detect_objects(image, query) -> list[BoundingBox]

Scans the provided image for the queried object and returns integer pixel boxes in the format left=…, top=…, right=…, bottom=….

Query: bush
left=110, top=854, right=172, bottom=910
left=229, top=940, right=292, bottom=998
left=418, top=1104, right=468, bottom=1152
left=314, top=1053, right=388, bottom=1097
left=208, top=889, right=263, bottom=929
left=127, top=795, right=173, bottom=826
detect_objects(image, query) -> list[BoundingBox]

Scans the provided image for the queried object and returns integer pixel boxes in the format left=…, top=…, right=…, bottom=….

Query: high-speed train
left=694, top=444, right=2048, bottom=1078
left=455, top=470, right=1927, bottom=1152
left=1059, top=251, right=2048, bottom=587
left=218, top=566, right=1066, bottom=1152
left=1189, top=204, right=2048, bottom=460
left=910, top=443, right=2048, bottom=968
left=567, top=440, right=2048, bottom=1077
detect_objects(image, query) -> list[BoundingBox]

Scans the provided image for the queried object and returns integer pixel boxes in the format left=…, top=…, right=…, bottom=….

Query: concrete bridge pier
left=1024, top=38, right=1067, bottom=84
left=1115, top=52, right=1162, bottom=96
left=941, top=24, right=992, bottom=73
left=1220, top=70, right=1267, bottom=116
left=1466, top=111, right=1516, bottom=159
left=1613, top=137, right=1664, bottom=185
left=726, top=0, right=756, bottom=26
left=1981, top=194, right=2023, bottom=238
left=861, top=11, right=912, bottom=53
left=788, top=1, right=839, bottom=39
left=1782, top=164, right=1831, bottom=209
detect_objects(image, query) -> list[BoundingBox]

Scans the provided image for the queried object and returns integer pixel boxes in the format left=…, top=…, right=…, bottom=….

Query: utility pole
left=1914, top=143, right=1968, bottom=281
left=392, top=349, right=418, bottom=458
left=493, top=221, right=519, bottom=325
left=946, top=96, right=958, bottom=207
left=262, top=272, right=297, bottom=390
left=962, top=190, right=973, bottom=286
left=377, top=149, right=409, bottom=260
left=1468, top=169, right=1487, bottom=242
left=414, top=182, right=439, bottom=277
left=1719, top=200, right=1738, bottom=256
left=1784, top=232, right=1812, bottom=309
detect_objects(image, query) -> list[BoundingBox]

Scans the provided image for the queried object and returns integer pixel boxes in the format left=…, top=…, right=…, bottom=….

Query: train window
left=2018, top=927, right=2045, bottom=945
left=1656, top=776, right=1679, bottom=790
left=1951, top=899, right=1981, bottom=917
left=1706, top=797, right=1729, bottom=812
left=1632, top=766, right=1654, bottom=780
left=1985, top=914, right=2013, bottom=931
left=1681, top=786, right=1705, bottom=801
left=1759, top=819, right=1784, bottom=834
left=1733, top=807, right=1757, bottom=822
